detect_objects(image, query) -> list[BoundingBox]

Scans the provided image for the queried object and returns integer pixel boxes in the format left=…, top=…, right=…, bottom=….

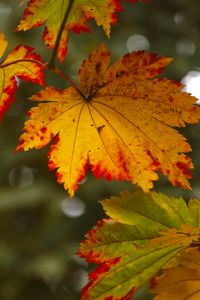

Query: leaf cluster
left=0, top=1, right=200, bottom=299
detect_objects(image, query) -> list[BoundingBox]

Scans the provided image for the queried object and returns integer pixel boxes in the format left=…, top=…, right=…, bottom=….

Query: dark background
left=0, top=0, right=200, bottom=299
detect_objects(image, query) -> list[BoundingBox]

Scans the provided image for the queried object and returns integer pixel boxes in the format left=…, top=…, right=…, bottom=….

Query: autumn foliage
left=0, top=0, right=200, bottom=299
left=0, top=32, right=44, bottom=120
left=17, top=0, right=148, bottom=62
left=79, top=191, right=200, bottom=299
left=17, top=45, right=200, bottom=197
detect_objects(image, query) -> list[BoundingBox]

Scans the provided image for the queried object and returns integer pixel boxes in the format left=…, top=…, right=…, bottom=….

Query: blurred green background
left=0, top=0, right=200, bottom=299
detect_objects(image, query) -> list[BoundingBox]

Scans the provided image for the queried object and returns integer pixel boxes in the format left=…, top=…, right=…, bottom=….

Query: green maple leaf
left=78, top=190, right=200, bottom=300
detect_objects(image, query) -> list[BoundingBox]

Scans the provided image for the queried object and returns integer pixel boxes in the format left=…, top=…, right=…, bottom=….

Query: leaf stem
left=0, top=59, right=45, bottom=69
left=51, top=68, right=87, bottom=100
left=48, top=0, right=75, bottom=69
left=1, top=59, right=87, bottom=99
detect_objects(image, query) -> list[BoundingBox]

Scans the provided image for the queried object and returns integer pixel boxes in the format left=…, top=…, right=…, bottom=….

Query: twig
left=48, top=0, right=75, bottom=69
left=1, top=58, right=87, bottom=100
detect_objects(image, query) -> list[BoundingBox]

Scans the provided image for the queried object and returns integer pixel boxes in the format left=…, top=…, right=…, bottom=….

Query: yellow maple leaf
left=0, top=32, right=44, bottom=120
left=153, top=248, right=200, bottom=300
left=17, top=45, right=200, bottom=197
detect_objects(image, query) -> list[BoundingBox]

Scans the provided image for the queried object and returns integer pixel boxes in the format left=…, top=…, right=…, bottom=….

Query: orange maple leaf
left=17, top=0, right=147, bottom=62
left=0, top=32, right=45, bottom=120
left=17, top=45, right=200, bottom=197
left=152, top=248, right=200, bottom=300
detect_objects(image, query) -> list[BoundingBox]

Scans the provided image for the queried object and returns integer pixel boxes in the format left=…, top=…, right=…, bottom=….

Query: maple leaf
left=78, top=191, right=200, bottom=300
left=17, top=45, right=200, bottom=197
left=0, top=31, right=45, bottom=120
left=152, top=248, right=200, bottom=300
left=17, top=0, right=147, bottom=62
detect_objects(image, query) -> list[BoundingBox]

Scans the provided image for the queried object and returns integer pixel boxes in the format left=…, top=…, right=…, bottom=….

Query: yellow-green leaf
left=78, top=191, right=200, bottom=299
left=17, top=0, right=147, bottom=62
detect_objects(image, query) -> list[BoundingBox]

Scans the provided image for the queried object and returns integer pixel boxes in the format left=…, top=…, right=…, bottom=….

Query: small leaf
left=148, top=224, right=200, bottom=249
left=17, top=45, right=200, bottom=197
left=78, top=191, right=200, bottom=300
left=0, top=31, right=45, bottom=120
left=152, top=248, right=200, bottom=300
left=17, top=0, right=148, bottom=62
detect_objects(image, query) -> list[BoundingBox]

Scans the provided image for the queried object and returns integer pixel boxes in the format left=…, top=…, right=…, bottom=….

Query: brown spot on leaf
left=95, top=62, right=101, bottom=72
left=97, top=125, right=105, bottom=133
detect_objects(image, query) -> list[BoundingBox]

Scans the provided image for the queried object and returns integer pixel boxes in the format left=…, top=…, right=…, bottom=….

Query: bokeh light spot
left=8, top=165, right=35, bottom=189
left=182, top=71, right=200, bottom=103
left=72, top=269, right=88, bottom=292
left=60, top=197, right=86, bottom=218
left=0, top=3, right=12, bottom=15
left=174, top=12, right=184, bottom=24
left=126, top=34, right=150, bottom=52
left=175, top=39, right=196, bottom=56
